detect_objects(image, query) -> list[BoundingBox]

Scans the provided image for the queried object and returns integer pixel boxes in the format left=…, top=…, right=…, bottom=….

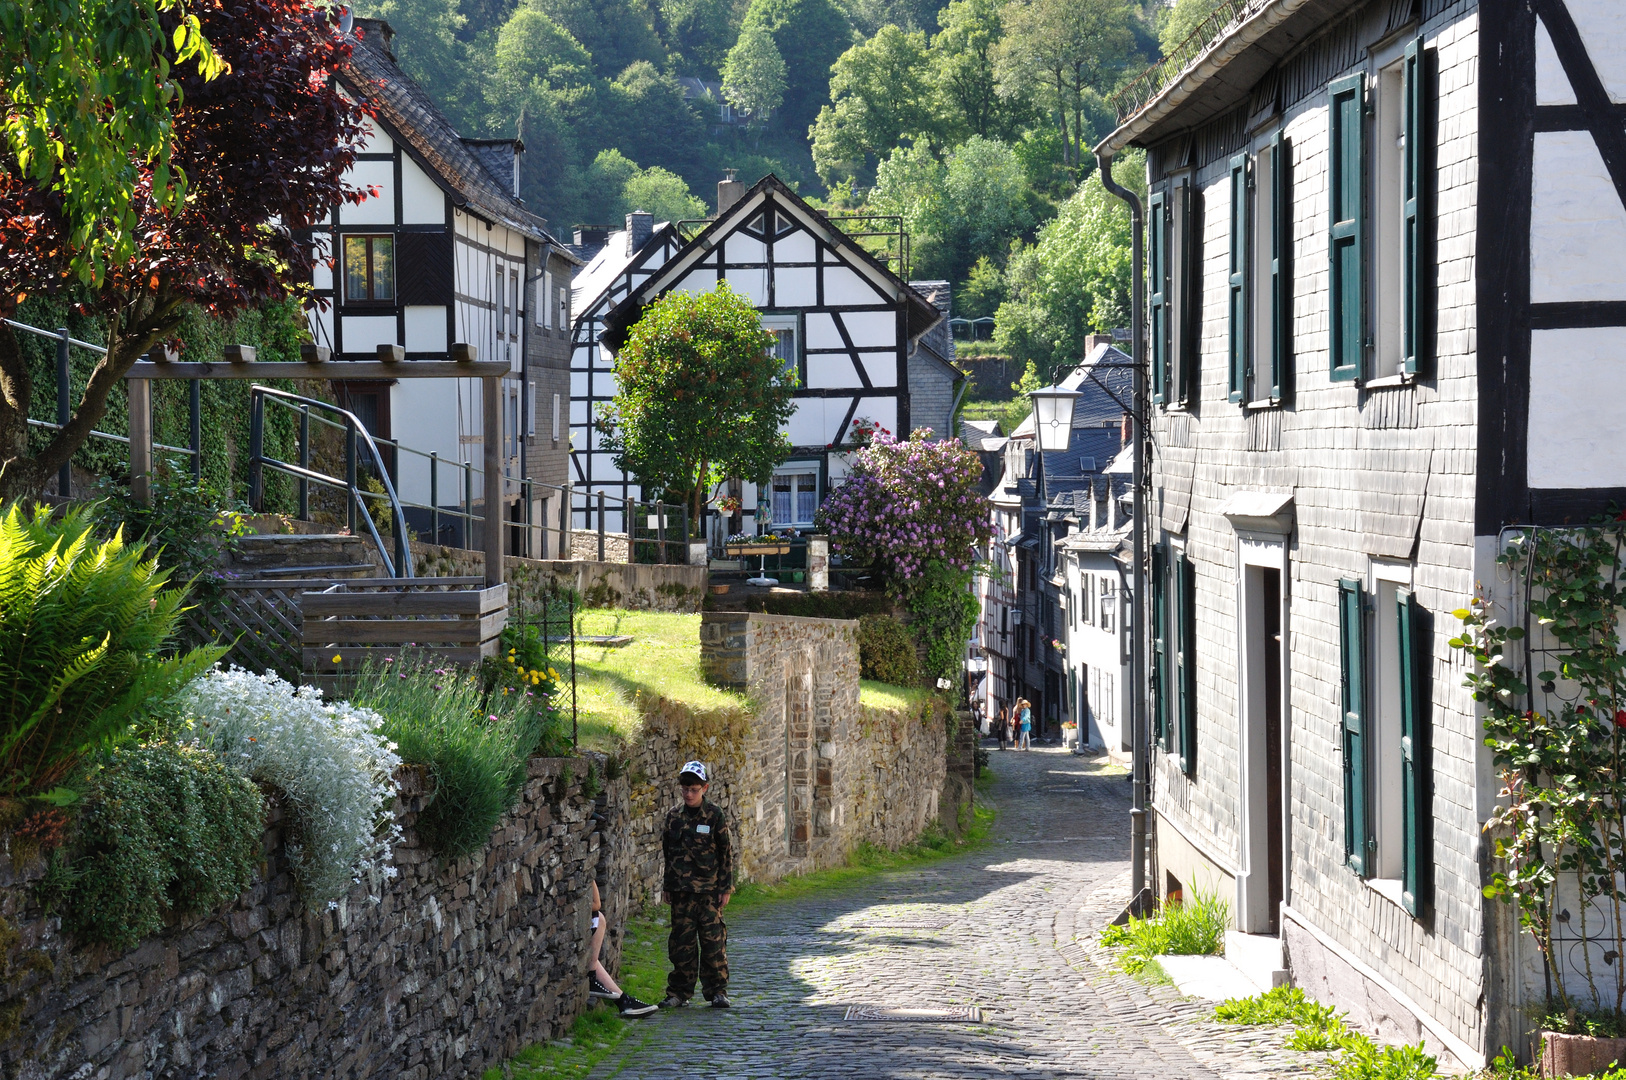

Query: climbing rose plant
left=821, top=428, right=990, bottom=587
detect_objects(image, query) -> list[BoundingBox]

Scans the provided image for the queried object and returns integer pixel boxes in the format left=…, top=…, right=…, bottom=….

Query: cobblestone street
left=589, top=746, right=1326, bottom=1080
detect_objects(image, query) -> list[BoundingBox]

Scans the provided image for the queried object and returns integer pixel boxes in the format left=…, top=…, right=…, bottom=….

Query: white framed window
left=552, top=393, right=560, bottom=442
left=1368, top=559, right=1413, bottom=886
left=527, top=380, right=537, bottom=436
left=770, top=465, right=818, bottom=527
left=761, top=313, right=799, bottom=383
left=1100, top=575, right=1115, bottom=633
left=543, top=271, right=553, bottom=329
left=536, top=276, right=546, bottom=328
left=511, top=268, right=521, bottom=336
left=559, top=286, right=569, bottom=329
left=496, top=268, right=507, bottom=336
left=1371, top=53, right=1408, bottom=381
left=1082, top=573, right=1095, bottom=625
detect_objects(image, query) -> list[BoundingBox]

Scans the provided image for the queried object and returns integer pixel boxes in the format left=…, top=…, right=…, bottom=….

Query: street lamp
left=1029, top=385, right=1081, bottom=453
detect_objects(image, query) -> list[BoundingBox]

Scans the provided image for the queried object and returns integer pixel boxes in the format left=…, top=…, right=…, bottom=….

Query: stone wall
left=610, top=611, right=966, bottom=902
left=0, top=755, right=627, bottom=1080
left=410, top=542, right=706, bottom=613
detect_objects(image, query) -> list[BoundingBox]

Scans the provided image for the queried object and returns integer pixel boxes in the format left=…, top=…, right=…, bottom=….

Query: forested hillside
left=362, top=0, right=1228, bottom=379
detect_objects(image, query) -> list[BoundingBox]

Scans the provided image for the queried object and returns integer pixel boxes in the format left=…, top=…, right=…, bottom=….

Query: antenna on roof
left=724, top=168, right=738, bottom=182
left=338, top=5, right=354, bottom=33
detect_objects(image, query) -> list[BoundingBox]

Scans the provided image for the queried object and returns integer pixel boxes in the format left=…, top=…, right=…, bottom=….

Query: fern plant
left=0, top=503, right=224, bottom=796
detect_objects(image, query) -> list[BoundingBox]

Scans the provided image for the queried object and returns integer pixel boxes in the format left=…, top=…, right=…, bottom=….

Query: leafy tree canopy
left=722, top=23, right=787, bottom=121
left=600, top=283, right=796, bottom=529
left=526, top=0, right=666, bottom=79
left=871, top=135, right=1028, bottom=284
left=994, top=0, right=1134, bottom=174
left=650, top=0, right=737, bottom=78
left=931, top=0, right=1026, bottom=142
left=0, top=0, right=372, bottom=500
left=740, top=0, right=853, bottom=135
left=810, top=25, right=939, bottom=186
left=2, top=0, right=223, bottom=285
left=992, top=148, right=1144, bottom=380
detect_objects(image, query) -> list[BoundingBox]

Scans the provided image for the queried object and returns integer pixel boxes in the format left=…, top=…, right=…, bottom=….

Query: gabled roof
left=1008, top=343, right=1134, bottom=439
left=342, top=20, right=568, bottom=249
left=960, top=418, right=1007, bottom=453
left=1097, top=0, right=1366, bottom=156
left=571, top=221, right=680, bottom=319
left=597, top=175, right=943, bottom=351
left=909, top=280, right=956, bottom=369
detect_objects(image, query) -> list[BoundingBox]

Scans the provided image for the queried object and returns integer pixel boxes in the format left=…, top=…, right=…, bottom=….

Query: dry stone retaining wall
left=409, top=543, right=705, bottom=613
left=615, top=612, right=966, bottom=905
left=0, top=756, right=627, bottom=1080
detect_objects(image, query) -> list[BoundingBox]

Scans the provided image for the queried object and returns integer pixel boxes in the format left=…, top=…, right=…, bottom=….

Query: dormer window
left=343, top=234, right=395, bottom=303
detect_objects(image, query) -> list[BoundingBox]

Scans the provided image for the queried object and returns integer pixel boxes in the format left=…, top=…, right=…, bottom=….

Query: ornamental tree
left=821, top=428, right=990, bottom=682
left=821, top=428, right=990, bottom=588
left=599, top=283, right=796, bottom=533
left=0, top=0, right=373, bottom=501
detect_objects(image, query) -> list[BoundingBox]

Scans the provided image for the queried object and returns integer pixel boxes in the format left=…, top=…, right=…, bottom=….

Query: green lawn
left=565, top=610, right=749, bottom=751
left=562, top=610, right=931, bottom=751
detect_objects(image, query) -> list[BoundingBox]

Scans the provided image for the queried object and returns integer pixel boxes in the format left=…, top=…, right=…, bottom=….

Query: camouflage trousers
left=666, top=891, right=728, bottom=999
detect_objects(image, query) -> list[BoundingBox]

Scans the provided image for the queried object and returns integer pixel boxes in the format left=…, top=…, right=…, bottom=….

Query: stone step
left=1156, top=954, right=1262, bottom=1001
left=226, top=533, right=382, bottom=579
left=1224, top=930, right=1288, bottom=993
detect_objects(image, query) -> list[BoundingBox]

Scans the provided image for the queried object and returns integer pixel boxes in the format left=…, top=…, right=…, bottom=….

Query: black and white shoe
left=589, top=974, right=617, bottom=1000
left=658, top=994, right=689, bottom=1009
left=618, top=993, right=658, bottom=1017
left=709, top=992, right=731, bottom=1009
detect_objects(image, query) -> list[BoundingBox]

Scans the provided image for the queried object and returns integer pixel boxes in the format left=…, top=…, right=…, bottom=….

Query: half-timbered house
left=572, top=174, right=954, bottom=537
left=308, top=19, right=581, bottom=545
left=1096, top=0, right=1626, bottom=1065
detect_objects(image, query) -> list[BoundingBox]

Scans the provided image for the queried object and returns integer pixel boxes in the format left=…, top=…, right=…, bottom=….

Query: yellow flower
left=332, top=653, right=342, bottom=663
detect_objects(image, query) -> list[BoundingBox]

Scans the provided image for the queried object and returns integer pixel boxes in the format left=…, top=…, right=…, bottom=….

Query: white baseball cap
left=679, top=760, right=708, bottom=783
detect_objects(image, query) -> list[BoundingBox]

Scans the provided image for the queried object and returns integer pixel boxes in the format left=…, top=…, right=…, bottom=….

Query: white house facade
left=308, top=19, right=579, bottom=545
left=577, top=174, right=953, bottom=539
left=1098, top=0, right=1626, bottom=1066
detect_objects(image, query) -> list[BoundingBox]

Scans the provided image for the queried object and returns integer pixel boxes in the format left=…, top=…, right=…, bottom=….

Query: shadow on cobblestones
left=582, top=746, right=1274, bottom=1079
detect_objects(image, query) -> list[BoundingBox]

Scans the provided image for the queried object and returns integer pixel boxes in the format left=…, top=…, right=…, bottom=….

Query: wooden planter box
left=726, top=543, right=791, bottom=557
left=300, top=577, right=508, bottom=672
left=1540, top=1031, right=1626, bottom=1077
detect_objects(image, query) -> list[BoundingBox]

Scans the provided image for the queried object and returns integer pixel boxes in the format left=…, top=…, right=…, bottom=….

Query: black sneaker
left=658, top=994, right=689, bottom=1009
left=709, top=992, right=731, bottom=1009
left=588, top=974, right=617, bottom=1000
left=618, top=993, right=658, bottom=1017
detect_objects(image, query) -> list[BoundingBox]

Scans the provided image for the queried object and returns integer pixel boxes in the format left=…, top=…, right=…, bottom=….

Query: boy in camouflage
left=658, top=760, right=733, bottom=1009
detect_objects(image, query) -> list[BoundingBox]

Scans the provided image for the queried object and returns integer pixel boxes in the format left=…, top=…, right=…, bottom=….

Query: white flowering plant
left=179, top=669, right=403, bottom=905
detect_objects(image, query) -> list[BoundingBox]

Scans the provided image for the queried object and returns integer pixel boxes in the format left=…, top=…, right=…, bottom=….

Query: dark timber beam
left=122, top=360, right=510, bottom=379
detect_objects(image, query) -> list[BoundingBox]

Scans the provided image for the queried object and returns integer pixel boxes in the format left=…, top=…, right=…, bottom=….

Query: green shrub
left=1332, top=1039, right=1436, bottom=1080
left=857, top=614, right=921, bottom=686
left=49, top=742, right=264, bottom=951
left=0, top=503, right=226, bottom=797
left=1098, top=889, right=1230, bottom=975
left=348, top=652, right=568, bottom=858
left=907, top=561, right=981, bottom=684
left=93, top=476, right=251, bottom=621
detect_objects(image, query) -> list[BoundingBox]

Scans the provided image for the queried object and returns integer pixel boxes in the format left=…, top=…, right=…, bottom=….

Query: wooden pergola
left=123, top=345, right=511, bottom=587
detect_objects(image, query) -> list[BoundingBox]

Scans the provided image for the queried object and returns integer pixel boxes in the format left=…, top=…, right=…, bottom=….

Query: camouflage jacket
left=662, top=800, right=733, bottom=895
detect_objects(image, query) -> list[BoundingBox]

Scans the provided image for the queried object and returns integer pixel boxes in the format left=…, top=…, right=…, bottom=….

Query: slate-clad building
left=1097, top=0, right=1626, bottom=1064
left=308, top=19, right=580, bottom=545
left=574, top=175, right=953, bottom=538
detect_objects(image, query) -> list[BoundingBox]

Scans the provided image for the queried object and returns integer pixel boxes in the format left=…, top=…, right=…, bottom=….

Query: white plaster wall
left=401, top=156, right=445, bottom=224
left=345, top=160, right=396, bottom=226
left=404, top=306, right=448, bottom=353
left=1568, top=0, right=1626, bottom=102
left=1527, top=326, right=1626, bottom=487
left=1529, top=130, right=1626, bottom=303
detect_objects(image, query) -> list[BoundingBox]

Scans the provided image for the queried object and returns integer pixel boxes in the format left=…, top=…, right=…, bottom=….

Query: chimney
left=1120, top=411, right=1131, bottom=445
left=625, top=211, right=653, bottom=255
left=1083, top=333, right=1112, bottom=356
left=353, top=16, right=396, bottom=58
left=572, top=226, right=610, bottom=262
left=717, top=169, right=744, bottom=216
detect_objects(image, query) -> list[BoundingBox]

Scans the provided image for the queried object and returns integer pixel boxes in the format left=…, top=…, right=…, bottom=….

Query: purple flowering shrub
left=821, top=428, right=990, bottom=591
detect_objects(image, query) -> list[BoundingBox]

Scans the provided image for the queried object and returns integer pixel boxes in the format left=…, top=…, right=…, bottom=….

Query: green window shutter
left=1149, top=190, right=1169, bottom=404
left=1228, top=153, right=1249, bottom=403
left=1328, top=73, right=1366, bottom=382
left=1269, top=131, right=1291, bottom=401
left=1174, top=184, right=1198, bottom=404
left=1176, top=551, right=1197, bottom=777
left=1402, top=36, right=1429, bottom=376
left=1152, top=543, right=1170, bottom=749
left=1338, top=578, right=1369, bottom=875
left=1397, top=588, right=1431, bottom=915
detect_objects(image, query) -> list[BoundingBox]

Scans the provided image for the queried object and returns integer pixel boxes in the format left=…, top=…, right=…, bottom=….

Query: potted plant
left=1453, top=527, right=1626, bottom=1075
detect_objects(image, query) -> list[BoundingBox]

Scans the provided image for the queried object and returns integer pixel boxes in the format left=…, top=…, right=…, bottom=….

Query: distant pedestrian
left=996, top=705, right=1009, bottom=750
left=659, top=760, right=734, bottom=1010
left=1006, top=707, right=1019, bottom=748
left=1017, top=700, right=1033, bottom=750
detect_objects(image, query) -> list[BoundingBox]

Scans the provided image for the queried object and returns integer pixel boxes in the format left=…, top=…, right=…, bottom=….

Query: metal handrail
left=248, top=386, right=414, bottom=578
